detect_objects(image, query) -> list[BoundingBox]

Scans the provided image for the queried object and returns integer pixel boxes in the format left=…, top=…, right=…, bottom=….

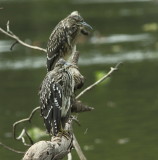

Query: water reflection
left=0, top=57, right=45, bottom=70
left=0, top=50, right=158, bottom=70
left=0, top=40, right=13, bottom=53
left=80, top=50, right=158, bottom=65
left=90, top=33, right=151, bottom=44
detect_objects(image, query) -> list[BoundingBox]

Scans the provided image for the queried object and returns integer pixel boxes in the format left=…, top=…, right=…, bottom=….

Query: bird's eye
left=72, top=15, right=83, bottom=22
left=73, top=16, right=79, bottom=21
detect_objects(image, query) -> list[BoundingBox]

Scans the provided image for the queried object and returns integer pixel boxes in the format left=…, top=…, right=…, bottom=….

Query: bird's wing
left=40, top=76, right=62, bottom=135
left=47, top=23, right=69, bottom=71
left=51, top=83, right=62, bottom=136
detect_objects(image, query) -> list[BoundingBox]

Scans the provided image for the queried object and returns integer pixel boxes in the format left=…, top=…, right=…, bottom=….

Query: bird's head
left=66, top=11, right=92, bottom=36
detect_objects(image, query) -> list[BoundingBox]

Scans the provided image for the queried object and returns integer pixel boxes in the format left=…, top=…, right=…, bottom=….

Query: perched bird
left=39, top=59, right=84, bottom=136
left=47, top=11, right=92, bottom=71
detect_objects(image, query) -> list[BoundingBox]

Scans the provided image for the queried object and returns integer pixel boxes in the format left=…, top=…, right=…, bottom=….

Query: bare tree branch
left=0, top=21, right=46, bottom=52
left=12, top=101, right=93, bottom=142
left=10, top=40, right=18, bottom=51
left=76, top=62, right=121, bottom=99
left=68, top=46, right=80, bottom=65
left=0, top=142, right=25, bottom=154
left=73, top=134, right=87, bottom=160
left=23, top=136, right=73, bottom=160
left=16, top=129, right=33, bottom=146
left=71, top=100, right=94, bottom=113
left=23, top=120, right=73, bottom=160
left=13, top=106, right=40, bottom=144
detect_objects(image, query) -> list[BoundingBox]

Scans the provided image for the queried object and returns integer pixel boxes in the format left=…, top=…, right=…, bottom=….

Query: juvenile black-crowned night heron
left=47, top=11, right=92, bottom=71
left=39, top=59, right=84, bottom=136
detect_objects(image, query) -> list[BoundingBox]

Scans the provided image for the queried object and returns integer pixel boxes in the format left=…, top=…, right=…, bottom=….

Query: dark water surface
left=1, top=0, right=158, bottom=159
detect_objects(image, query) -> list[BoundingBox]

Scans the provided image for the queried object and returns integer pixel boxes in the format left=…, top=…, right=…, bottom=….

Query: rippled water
left=1, top=0, right=158, bottom=160
left=0, top=33, right=157, bottom=69
left=0, top=50, right=158, bottom=70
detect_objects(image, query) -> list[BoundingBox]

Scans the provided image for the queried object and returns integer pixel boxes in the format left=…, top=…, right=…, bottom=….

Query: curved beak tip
left=81, top=21, right=93, bottom=30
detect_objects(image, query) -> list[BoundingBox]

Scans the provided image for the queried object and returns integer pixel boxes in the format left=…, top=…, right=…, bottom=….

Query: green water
left=1, top=0, right=158, bottom=160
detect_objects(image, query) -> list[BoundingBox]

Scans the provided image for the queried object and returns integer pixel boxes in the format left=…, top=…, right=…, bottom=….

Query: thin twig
left=76, top=62, right=121, bottom=99
left=67, top=116, right=86, bottom=160
left=10, top=41, right=18, bottom=51
left=73, top=134, right=87, bottom=160
left=84, top=128, right=88, bottom=135
left=16, top=129, right=33, bottom=146
left=0, top=22, right=46, bottom=52
left=0, top=142, right=25, bottom=154
left=69, top=46, right=80, bottom=65
left=72, top=116, right=80, bottom=125
left=25, top=130, right=34, bottom=145
left=13, top=106, right=40, bottom=139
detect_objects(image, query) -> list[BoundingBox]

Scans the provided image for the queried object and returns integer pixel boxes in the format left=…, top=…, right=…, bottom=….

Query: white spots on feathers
left=59, top=90, right=62, bottom=98
left=54, top=97, right=61, bottom=109
left=53, top=84, right=55, bottom=90
left=47, top=52, right=57, bottom=60
left=61, top=20, right=66, bottom=29
left=54, top=120, right=58, bottom=133
left=44, top=106, right=53, bottom=119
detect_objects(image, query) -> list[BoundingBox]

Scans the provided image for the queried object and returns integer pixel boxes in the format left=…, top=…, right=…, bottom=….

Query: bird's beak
left=81, top=21, right=93, bottom=30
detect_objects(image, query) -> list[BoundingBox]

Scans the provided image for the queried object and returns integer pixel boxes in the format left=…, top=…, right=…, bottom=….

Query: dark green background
left=0, top=0, right=158, bottom=159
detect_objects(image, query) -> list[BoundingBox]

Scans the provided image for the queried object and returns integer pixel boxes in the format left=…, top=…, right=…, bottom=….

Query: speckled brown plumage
left=46, top=11, right=92, bottom=71
left=39, top=59, right=84, bottom=135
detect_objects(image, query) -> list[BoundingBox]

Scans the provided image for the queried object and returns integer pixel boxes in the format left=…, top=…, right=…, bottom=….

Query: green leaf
left=143, top=23, right=158, bottom=32
left=27, top=127, right=48, bottom=141
left=95, top=70, right=110, bottom=86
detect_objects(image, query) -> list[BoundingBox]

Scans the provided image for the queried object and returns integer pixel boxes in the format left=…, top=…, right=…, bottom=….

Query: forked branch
left=13, top=106, right=40, bottom=141
left=0, top=142, right=24, bottom=154
left=0, top=21, right=121, bottom=160
left=76, top=62, right=121, bottom=99
left=23, top=119, right=73, bottom=160
left=0, top=21, right=46, bottom=52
